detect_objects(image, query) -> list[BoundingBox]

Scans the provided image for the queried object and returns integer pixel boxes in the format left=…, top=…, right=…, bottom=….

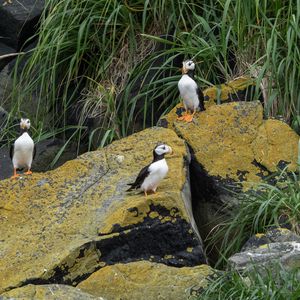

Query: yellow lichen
left=78, top=261, right=212, bottom=300
left=160, top=101, right=299, bottom=190
left=0, top=127, right=195, bottom=294
left=255, top=233, right=265, bottom=238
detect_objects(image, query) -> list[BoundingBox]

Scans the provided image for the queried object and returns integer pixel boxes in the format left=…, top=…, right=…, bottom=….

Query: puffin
left=10, top=118, right=36, bottom=179
left=127, top=143, right=173, bottom=196
left=177, top=59, right=205, bottom=122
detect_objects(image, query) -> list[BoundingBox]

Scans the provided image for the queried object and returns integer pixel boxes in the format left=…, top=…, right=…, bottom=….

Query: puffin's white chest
left=178, top=74, right=199, bottom=110
left=13, top=133, right=34, bottom=168
left=141, top=159, right=169, bottom=192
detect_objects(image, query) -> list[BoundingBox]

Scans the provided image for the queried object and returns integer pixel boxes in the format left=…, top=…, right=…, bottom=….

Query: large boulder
left=0, top=127, right=206, bottom=294
left=228, top=228, right=300, bottom=272
left=159, top=101, right=299, bottom=262
left=1, top=284, right=105, bottom=300
left=0, top=0, right=44, bottom=49
left=78, top=261, right=211, bottom=300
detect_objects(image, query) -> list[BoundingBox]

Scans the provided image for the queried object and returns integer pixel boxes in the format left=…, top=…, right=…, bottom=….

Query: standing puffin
left=127, top=143, right=173, bottom=196
left=10, top=118, right=36, bottom=179
left=178, top=60, right=205, bottom=122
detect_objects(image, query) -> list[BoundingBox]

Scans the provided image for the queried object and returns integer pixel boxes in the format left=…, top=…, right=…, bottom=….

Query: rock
left=0, top=138, right=81, bottom=180
left=78, top=261, right=212, bottom=300
left=0, top=106, right=8, bottom=128
left=0, top=0, right=44, bottom=49
left=228, top=228, right=300, bottom=272
left=1, top=284, right=105, bottom=300
left=0, top=42, right=15, bottom=71
left=159, top=101, right=299, bottom=263
left=0, top=127, right=206, bottom=294
left=0, top=64, right=12, bottom=105
left=203, top=77, right=257, bottom=107
left=241, top=227, right=300, bottom=251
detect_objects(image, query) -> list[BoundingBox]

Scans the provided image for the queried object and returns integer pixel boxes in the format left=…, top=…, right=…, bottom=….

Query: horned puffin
left=10, top=118, right=36, bottom=179
left=178, top=59, right=205, bottom=122
left=127, top=143, right=173, bottom=196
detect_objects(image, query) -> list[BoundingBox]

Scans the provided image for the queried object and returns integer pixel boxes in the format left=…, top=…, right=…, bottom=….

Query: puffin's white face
left=182, top=60, right=195, bottom=74
left=154, top=144, right=173, bottom=156
left=20, top=118, right=31, bottom=130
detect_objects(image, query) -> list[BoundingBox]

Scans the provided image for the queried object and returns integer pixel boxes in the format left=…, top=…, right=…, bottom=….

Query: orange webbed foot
left=25, top=170, right=33, bottom=175
left=178, top=113, right=193, bottom=122
left=11, top=169, right=20, bottom=179
left=177, top=111, right=188, bottom=121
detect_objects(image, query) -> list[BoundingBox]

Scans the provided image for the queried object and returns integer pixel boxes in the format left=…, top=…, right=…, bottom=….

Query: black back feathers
left=127, top=164, right=150, bottom=191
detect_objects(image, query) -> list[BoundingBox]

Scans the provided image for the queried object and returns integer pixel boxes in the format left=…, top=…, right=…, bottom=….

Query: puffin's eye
left=163, top=146, right=166, bottom=150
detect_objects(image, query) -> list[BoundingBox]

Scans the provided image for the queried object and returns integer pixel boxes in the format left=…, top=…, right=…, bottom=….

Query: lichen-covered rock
left=159, top=101, right=299, bottom=263
left=203, top=77, right=256, bottom=106
left=0, top=127, right=206, bottom=294
left=160, top=101, right=298, bottom=187
left=1, top=284, right=104, bottom=300
left=78, top=261, right=212, bottom=300
left=241, top=228, right=300, bottom=251
left=228, top=228, right=300, bottom=272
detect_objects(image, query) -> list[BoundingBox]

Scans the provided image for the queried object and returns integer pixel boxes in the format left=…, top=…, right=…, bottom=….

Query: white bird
left=178, top=60, right=205, bottom=122
left=127, top=143, right=173, bottom=196
left=10, top=118, right=36, bottom=179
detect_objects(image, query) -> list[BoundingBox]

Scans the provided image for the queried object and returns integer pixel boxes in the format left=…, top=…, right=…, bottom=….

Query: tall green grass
left=1, top=0, right=299, bottom=154
left=207, top=170, right=300, bottom=267
left=200, top=264, right=300, bottom=300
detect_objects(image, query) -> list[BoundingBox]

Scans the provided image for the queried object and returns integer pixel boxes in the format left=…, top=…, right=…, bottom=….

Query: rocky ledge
left=0, top=127, right=208, bottom=296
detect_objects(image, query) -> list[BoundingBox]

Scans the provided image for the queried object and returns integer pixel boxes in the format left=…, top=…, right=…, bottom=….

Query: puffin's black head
left=153, top=143, right=173, bottom=161
left=20, top=118, right=31, bottom=131
left=182, top=60, right=195, bottom=74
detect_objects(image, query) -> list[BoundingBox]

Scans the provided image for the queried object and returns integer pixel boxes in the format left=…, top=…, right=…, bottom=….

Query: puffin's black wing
left=9, top=144, right=14, bottom=161
left=33, top=144, right=37, bottom=160
left=197, top=86, right=205, bottom=111
left=127, top=164, right=150, bottom=191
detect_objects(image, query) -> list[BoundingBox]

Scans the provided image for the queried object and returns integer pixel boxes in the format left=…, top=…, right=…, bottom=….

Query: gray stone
left=0, top=42, right=15, bottom=71
left=0, top=0, right=44, bottom=49
left=228, top=228, right=300, bottom=272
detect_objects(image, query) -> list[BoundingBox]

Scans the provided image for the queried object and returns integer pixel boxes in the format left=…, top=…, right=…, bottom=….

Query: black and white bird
left=127, top=143, right=173, bottom=196
left=10, top=118, right=36, bottom=179
left=178, top=60, right=205, bottom=122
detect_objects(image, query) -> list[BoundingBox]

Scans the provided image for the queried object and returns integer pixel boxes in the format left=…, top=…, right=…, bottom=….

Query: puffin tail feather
left=126, top=183, right=135, bottom=192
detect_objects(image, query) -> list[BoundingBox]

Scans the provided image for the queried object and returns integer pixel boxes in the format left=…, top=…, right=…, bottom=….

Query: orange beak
left=181, top=66, right=187, bottom=74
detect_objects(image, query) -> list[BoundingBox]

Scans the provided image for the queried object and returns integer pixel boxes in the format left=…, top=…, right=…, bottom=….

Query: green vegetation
left=207, top=170, right=300, bottom=267
left=200, top=264, right=300, bottom=300
left=1, top=0, right=299, bottom=154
